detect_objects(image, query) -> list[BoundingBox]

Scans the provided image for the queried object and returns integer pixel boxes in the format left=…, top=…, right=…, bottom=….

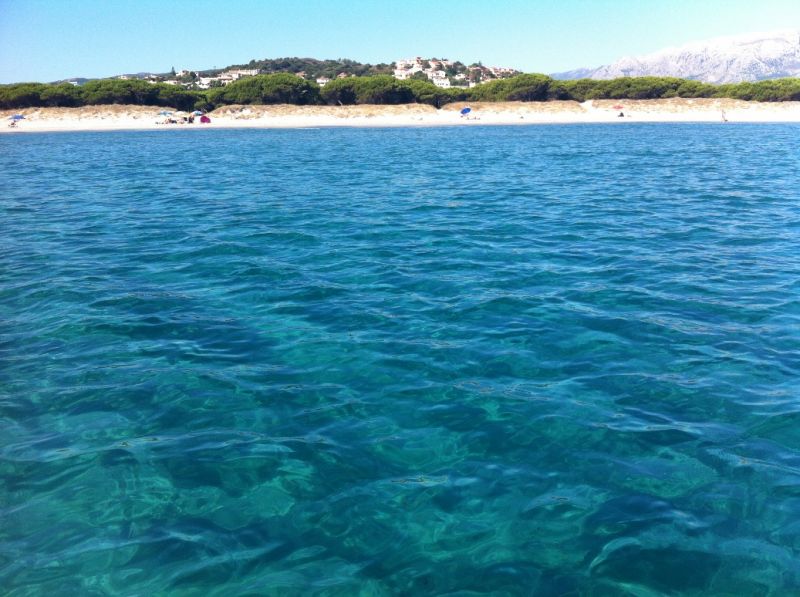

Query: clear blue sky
left=1, top=0, right=799, bottom=83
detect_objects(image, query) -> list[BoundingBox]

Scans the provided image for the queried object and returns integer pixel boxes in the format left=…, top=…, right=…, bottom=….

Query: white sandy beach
left=2, top=98, right=800, bottom=133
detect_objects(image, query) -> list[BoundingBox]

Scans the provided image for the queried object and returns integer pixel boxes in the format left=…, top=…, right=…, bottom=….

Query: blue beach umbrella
left=158, top=110, right=173, bottom=116
left=9, top=114, right=25, bottom=120
left=192, top=110, right=204, bottom=116
left=460, top=107, right=471, bottom=115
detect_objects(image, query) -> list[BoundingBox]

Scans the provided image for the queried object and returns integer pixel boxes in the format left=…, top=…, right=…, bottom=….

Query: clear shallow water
left=1, top=124, right=799, bottom=595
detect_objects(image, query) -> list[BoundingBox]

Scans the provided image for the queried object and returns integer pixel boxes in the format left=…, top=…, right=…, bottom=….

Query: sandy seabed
left=2, top=99, right=800, bottom=133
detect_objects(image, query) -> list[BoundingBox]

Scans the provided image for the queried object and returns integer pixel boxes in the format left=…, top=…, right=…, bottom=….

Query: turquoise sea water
left=1, top=124, right=799, bottom=595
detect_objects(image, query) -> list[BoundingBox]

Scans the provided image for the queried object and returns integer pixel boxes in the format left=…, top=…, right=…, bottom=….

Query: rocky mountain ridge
left=553, top=30, right=800, bottom=83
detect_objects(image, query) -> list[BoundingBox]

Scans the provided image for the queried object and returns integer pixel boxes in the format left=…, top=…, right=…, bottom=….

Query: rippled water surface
left=2, top=125, right=800, bottom=595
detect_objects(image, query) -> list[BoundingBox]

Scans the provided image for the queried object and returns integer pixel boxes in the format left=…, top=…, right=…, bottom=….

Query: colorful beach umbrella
left=612, top=105, right=624, bottom=110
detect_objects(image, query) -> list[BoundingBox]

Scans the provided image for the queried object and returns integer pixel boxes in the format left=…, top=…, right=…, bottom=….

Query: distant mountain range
left=553, top=30, right=800, bottom=83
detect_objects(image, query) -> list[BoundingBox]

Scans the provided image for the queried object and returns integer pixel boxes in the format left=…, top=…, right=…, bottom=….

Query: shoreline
left=3, top=99, right=800, bottom=133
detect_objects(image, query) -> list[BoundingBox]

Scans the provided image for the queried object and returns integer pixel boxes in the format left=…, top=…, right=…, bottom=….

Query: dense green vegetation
left=548, top=76, right=800, bottom=102
left=203, top=74, right=320, bottom=107
left=469, top=74, right=553, bottom=102
left=3, top=74, right=800, bottom=110
left=320, top=76, right=414, bottom=105
left=225, top=57, right=394, bottom=79
left=0, top=79, right=202, bottom=110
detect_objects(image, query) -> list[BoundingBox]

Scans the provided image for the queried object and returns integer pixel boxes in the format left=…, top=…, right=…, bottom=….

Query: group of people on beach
left=158, top=114, right=211, bottom=125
